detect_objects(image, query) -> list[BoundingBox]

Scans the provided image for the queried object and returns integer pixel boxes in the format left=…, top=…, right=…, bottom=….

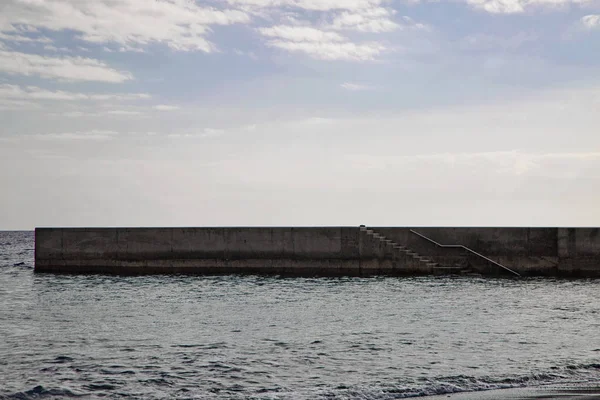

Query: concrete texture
left=35, top=227, right=600, bottom=277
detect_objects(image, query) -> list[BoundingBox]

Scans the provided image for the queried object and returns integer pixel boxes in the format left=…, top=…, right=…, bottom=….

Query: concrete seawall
left=34, top=227, right=600, bottom=277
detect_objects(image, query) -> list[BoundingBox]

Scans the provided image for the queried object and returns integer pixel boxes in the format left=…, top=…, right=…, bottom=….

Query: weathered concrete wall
left=35, top=227, right=600, bottom=277
left=557, top=228, right=600, bottom=276
left=35, top=227, right=364, bottom=276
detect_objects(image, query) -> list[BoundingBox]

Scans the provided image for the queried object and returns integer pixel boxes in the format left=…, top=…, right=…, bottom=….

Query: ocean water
left=1, top=230, right=599, bottom=399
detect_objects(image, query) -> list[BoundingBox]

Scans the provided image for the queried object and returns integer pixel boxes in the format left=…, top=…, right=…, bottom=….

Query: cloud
left=168, top=128, right=225, bottom=138
left=0, top=50, right=131, bottom=82
left=298, top=117, right=336, bottom=124
left=233, top=48, right=259, bottom=59
left=259, top=25, right=385, bottom=60
left=467, top=0, right=593, bottom=13
left=581, top=14, right=600, bottom=29
left=228, top=0, right=384, bottom=11
left=459, top=32, right=538, bottom=51
left=0, top=84, right=150, bottom=101
left=203, top=128, right=226, bottom=137
left=53, top=110, right=144, bottom=118
left=0, top=0, right=250, bottom=53
left=266, top=39, right=385, bottom=60
left=0, top=31, right=53, bottom=44
left=43, top=45, right=72, bottom=53
left=106, top=110, right=144, bottom=116
left=258, top=26, right=345, bottom=42
left=349, top=150, right=600, bottom=176
left=330, top=7, right=400, bottom=32
left=59, top=111, right=98, bottom=118
left=37, top=131, right=119, bottom=141
left=241, top=0, right=397, bottom=60
left=341, top=82, right=374, bottom=90
left=5, top=130, right=120, bottom=141
left=0, top=98, right=38, bottom=110
left=153, top=105, right=180, bottom=111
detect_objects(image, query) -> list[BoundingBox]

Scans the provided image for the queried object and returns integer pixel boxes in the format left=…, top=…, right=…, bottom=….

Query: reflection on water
left=1, top=231, right=599, bottom=399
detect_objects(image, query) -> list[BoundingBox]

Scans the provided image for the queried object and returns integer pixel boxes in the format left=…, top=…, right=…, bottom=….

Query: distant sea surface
left=1, top=231, right=599, bottom=399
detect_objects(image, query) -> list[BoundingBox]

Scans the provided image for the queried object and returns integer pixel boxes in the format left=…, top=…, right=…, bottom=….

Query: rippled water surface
left=1, top=231, right=599, bottom=399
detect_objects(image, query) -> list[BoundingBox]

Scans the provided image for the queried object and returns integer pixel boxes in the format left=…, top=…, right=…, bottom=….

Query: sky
left=0, top=0, right=599, bottom=230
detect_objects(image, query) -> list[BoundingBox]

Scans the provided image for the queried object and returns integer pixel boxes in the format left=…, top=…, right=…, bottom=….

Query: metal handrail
left=409, top=229, right=521, bottom=277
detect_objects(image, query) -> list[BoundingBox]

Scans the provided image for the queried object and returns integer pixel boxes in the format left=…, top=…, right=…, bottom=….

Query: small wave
left=1, top=385, right=82, bottom=399
left=50, top=356, right=74, bottom=364
left=567, top=363, right=600, bottom=370
left=172, top=342, right=228, bottom=349
left=100, top=368, right=136, bottom=375
left=315, top=364, right=600, bottom=399
left=83, top=383, right=117, bottom=391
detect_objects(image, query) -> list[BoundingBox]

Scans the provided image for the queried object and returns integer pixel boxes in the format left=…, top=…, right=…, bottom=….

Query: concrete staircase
left=359, top=225, right=476, bottom=276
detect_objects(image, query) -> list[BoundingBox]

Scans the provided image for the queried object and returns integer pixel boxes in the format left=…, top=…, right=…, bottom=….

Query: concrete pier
left=34, top=227, right=600, bottom=277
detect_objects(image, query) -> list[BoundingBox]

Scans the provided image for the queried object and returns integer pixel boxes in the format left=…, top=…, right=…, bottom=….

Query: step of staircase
left=361, top=225, right=441, bottom=274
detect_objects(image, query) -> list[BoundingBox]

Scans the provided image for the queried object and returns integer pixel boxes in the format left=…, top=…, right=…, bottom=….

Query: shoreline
left=424, top=384, right=600, bottom=399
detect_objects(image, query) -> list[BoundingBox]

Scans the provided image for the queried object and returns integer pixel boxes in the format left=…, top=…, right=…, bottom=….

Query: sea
left=1, top=230, right=599, bottom=399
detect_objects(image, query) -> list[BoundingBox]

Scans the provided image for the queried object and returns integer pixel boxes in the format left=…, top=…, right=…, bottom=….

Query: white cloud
left=233, top=48, right=259, bottom=59
left=43, top=45, right=72, bottom=53
left=258, top=24, right=386, bottom=60
left=266, top=39, right=385, bottom=60
left=6, top=130, right=120, bottom=141
left=51, top=110, right=144, bottom=118
left=0, top=50, right=131, bottom=82
left=248, top=0, right=398, bottom=61
left=0, top=98, right=38, bottom=110
left=467, top=0, right=592, bottom=13
left=0, top=0, right=250, bottom=52
left=295, top=116, right=335, bottom=124
left=467, top=0, right=525, bottom=13
left=0, top=84, right=150, bottom=101
left=228, top=0, right=384, bottom=11
left=330, top=7, right=400, bottom=32
left=168, top=128, right=225, bottom=138
left=341, top=82, right=374, bottom=90
left=459, top=32, right=538, bottom=51
left=106, top=110, right=144, bottom=116
left=258, top=26, right=345, bottom=42
left=349, top=150, right=600, bottom=176
left=153, top=104, right=180, bottom=111
left=581, top=14, right=600, bottom=29
left=87, top=93, right=150, bottom=101
left=59, top=111, right=97, bottom=118
left=203, top=128, right=226, bottom=137
left=0, top=31, right=53, bottom=44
